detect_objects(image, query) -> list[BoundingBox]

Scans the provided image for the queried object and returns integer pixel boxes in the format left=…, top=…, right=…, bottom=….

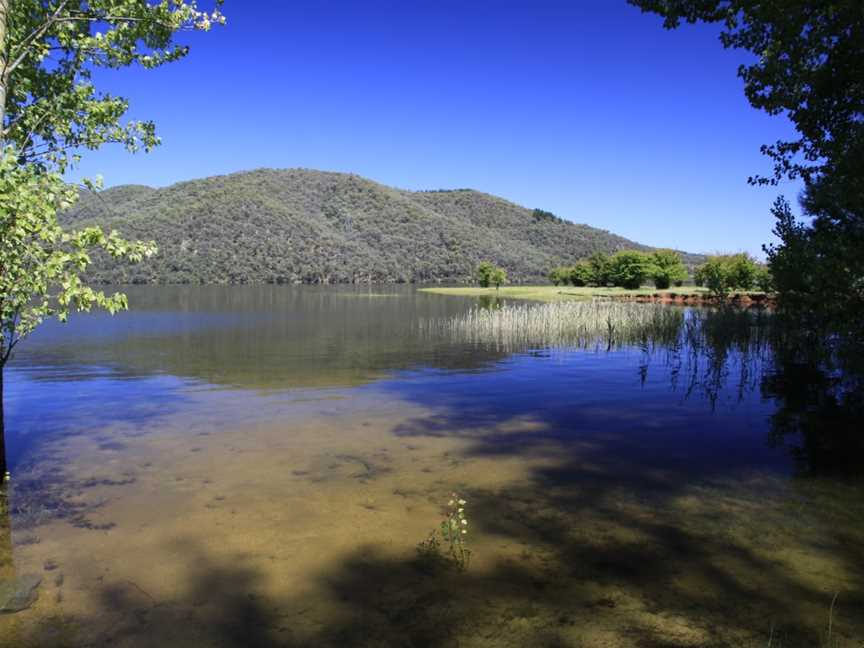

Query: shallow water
left=1, top=286, right=862, bottom=647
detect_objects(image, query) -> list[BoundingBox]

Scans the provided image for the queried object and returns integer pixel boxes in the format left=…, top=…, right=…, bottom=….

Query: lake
left=1, top=286, right=862, bottom=647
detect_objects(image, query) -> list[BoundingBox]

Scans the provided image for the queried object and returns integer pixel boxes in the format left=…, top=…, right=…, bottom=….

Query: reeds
left=425, top=300, right=685, bottom=352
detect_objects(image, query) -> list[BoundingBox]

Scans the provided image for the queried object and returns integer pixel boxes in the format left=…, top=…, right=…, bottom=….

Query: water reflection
left=17, top=285, right=506, bottom=390
left=1, top=287, right=862, bottom=646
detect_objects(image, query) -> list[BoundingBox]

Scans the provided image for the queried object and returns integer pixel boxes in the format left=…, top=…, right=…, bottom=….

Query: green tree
left=609, top=250, right=652, bottom=289
left=476, top=261, right=506, bottom=289
left=694, top=253, right=761, bottom=298
left=0, top=0, right=224, bottom=483
left=763, top=196, right=815, bottom=302
left=569, top=261, right=592, bottom=287
left=649, top=249, right=688, bottom=289
left=630, top=0, right=863, bottom=319
left=728, top=253, right=758, bottom=291
left=753, top=264, right=773, bottom=293
left=587, top=251, right=611, bottom=287
left=475, top=261, right=495, bottom=288
left=548, top=266, right=569, bottom=286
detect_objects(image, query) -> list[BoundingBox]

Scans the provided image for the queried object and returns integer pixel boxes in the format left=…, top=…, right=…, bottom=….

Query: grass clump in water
left=417, top=493, right=471, bottom=571
left=428, top=300, right=684, bottom=352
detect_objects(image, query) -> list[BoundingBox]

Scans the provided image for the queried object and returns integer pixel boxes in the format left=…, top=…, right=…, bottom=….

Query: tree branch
left=4, top=0, right=71, bottom=81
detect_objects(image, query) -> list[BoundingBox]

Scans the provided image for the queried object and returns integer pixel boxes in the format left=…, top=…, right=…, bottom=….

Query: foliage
left=609, top=250, right=653, bottom=289
left=441, top=493, right=471, bottom=570
left=0, top=1, right=225, bottom=173
left=532, top=208, right=563, bottom=224
left=630, top=0, right=863, bottom=323
left=628, top=0, right=861, bottom=191
left=0, top=0, right=223, bottom=481
left=764, top=197, right=814, bottom=302
left=0, top=151, right=155, bottom=364
left=417, top=493, right=471, bottom=571
left=765, top=196, right=863, bottom=319
left=477, top=262, right=506, bottom=289
left=0, top=0, right=224, bottom=360
left=753, top=264, right=773, bottom=294
left=548, top=266, right=569, bottom=286
left=548, top=249, right=692, bottom=290
left=569, top=260, right=592, bottom=287
left=694, top=253, right=761, bottom=298
left=649, top=249, right=688, bottom=289
left=587, top=251, right=612, bottom=287
left=62, top=169, right=701, bottom=285
left=491, top=267, right=506, bottom=289
left=475, top=261, right=495, bottom=288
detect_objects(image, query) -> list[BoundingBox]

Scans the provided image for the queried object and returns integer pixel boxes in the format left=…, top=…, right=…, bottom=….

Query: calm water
left=1, top=286, right=862, bottom=647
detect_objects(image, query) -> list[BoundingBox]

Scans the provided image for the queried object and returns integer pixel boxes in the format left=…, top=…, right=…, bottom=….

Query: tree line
left=547, top=249, right=688, bottom=290
left=546, top=250, right=772, bottom=297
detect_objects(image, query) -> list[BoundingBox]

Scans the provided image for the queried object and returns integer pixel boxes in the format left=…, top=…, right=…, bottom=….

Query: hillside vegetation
left=62, top=168, right=702, bottom=284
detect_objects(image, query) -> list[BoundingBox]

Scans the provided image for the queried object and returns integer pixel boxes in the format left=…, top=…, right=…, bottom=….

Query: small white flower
left=462, top=529, right=467, bottom=534
left=461, top=519, right=468, bottom=525
left=458, top=499, right=466, bottom=505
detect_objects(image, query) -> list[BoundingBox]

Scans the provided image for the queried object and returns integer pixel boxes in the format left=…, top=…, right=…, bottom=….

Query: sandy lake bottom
left=1, top=287, right=862, bottom=647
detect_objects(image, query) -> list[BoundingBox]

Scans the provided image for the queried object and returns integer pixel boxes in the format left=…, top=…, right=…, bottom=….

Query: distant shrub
left=569, top=261, right=592, bottom=287
left=695, top=253, right=762, bottom=297
left=532, top=208, right=562, bottom=223
left=548, top=266, right=570, bottom=286
left=609, top=250, right=653, bottom=289
left=754, top=264, right=774, bottom=293
left=490, top=267, right=507, bottom=289
left=587, top=252, right=612, bottom=286
left=649, top=249, right=688, bottom=289
left=476, top=261, right=507, bottom=289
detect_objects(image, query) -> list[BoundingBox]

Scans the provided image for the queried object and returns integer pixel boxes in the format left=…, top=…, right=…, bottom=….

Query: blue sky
left=71, top=0, right=802, bottom=256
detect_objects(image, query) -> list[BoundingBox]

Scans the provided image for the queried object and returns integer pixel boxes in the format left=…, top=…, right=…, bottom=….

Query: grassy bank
left=419, top=285, right=711, bottom=302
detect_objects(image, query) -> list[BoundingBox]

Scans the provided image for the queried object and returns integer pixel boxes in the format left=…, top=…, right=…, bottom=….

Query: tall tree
left=629, top=0, right=864, bottom=316
left=649, top=249, right=688, bottom=289
left=0, top=0, right=224, bottom=483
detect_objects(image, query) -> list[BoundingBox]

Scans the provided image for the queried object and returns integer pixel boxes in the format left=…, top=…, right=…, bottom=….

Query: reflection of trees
left=17, top=286, right=508, bottom=391
left=760, top=317, right=864, bottom=478
left=665, top=308, right=863, bottom=477
left=607, top=306, right=862, bottom=477
left=664, top=307, right=772, bottom=409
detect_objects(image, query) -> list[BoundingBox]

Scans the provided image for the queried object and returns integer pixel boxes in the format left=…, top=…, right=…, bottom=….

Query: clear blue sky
left=71, top=0, right=802, bottom=257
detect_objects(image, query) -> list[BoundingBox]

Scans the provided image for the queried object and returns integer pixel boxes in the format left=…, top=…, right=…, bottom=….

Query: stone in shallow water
left=0, top=574, right=42, bottom=613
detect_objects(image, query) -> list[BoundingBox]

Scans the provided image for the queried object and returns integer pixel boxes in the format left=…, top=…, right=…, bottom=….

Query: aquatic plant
left=426, top=300, right=684, bottom=352
left=417, top=493, right=471, bottom=571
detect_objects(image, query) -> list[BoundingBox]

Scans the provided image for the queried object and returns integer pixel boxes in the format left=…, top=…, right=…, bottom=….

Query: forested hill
left=62, top=168, right=702, bottom=284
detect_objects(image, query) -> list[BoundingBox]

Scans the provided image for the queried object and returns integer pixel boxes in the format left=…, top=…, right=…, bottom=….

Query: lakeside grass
left=420, top=285, right=712, bottom=302
left=424, top=300, right=685, bottom=350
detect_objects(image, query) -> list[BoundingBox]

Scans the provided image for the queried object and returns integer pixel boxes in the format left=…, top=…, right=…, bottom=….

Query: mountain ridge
left=62, top=168, right=704, bottom=284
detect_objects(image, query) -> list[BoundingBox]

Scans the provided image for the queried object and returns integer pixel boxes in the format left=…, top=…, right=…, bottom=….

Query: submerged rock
left=0, top=574, right=42, bottom=613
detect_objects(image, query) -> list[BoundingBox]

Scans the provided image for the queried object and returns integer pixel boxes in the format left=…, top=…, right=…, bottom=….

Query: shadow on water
left=2, top=491, right=861, bottom=647
left=3, top=295, right=864, bottom=646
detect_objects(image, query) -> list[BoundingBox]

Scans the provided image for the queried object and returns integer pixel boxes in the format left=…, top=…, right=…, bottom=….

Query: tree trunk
left=0, top=364, right=9, bottom=598
left=0, top=0, right=7, bottom=483
left=0, top=365, right=6, bottom=484
left=0, top=0, right=8, bottom=135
